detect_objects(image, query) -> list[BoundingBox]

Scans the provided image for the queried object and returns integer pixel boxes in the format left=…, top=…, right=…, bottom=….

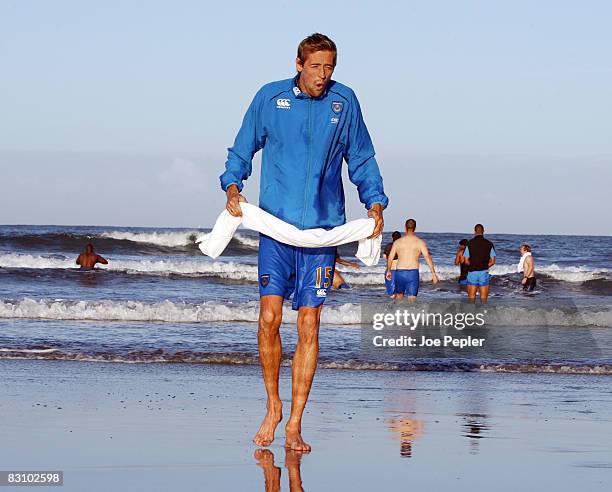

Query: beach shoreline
left=2, top=359, right=611, bottom=491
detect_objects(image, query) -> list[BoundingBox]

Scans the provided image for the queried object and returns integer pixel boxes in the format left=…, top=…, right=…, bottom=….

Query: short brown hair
left=520, top=243, right=532, bottom=253
left=297, top=33, right=337, bottom=66
left=405, top=219, right=416, bottom=231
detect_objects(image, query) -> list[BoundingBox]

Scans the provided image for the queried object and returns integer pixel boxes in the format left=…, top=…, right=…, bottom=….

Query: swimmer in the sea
left=455, top=239, right=469, bottom=289
left=383, top=231, right=401, bottom=296
left=385, top=219, right=439, bottom=301
left=464, top=224, right=496, bottom=303
left=76, top=243, right=108, bottom=270
left=518, top=243, right=536, bottom=291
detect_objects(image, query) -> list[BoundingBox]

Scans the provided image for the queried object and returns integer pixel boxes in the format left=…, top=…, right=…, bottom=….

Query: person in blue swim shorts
left=383, top=231, right=401, bottom=296
left=220, top=34, right=388, bottom=451
left=464, top=224, right=496, bottom=303
left=385, top=219, right=439, bottom=301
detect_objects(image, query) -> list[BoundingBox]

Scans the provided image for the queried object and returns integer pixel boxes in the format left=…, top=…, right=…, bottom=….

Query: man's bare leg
left=467, top=284, right=478, bottom=302
left=254, top=295, right=284, bottom=446
left=285, top=305, right=322, bottom=451
left=479, top=286, right=490, bottom=303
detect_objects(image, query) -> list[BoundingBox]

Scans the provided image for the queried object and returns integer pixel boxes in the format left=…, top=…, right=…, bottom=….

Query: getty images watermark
left=359, top=299, right=606, bottom=361
left=372, top=308, right=487, bottom=349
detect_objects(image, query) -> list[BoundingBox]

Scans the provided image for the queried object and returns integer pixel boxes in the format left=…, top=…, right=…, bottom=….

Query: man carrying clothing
left=464, top=224, right=496, bottom=303
left=518, top=243, right=536, bottom=292
left=220, top=33, right=388, bottom=451
left=385, top=219, right=439, bottom=301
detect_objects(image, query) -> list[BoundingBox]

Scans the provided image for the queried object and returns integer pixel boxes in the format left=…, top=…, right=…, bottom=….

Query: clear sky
left=1, top=1, right=610, bottom=234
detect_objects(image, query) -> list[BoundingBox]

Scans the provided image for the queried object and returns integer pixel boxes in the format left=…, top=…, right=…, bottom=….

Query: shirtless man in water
left=385, top=219, right=439, bottom=300
left=76, top=243, right=108, bottom=269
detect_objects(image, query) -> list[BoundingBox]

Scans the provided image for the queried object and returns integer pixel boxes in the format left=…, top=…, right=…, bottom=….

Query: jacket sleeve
left=343, top=92, right=389, bottom=210
left=219, top=89, right=267, bottom=192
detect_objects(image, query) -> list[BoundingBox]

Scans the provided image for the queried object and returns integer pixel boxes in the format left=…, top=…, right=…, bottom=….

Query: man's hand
left=385, top=270, right=392, bottom=281
left=521, top=277, right=527, bottom=285
left=226, top=184, right=246, bottom=217
left=367, top=203, right=384, bottom=239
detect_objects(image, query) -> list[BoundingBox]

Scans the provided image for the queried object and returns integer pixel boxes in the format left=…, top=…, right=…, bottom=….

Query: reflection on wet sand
left=458, top=413, right=490, bottom=454
left=387, top=417, right=425, bottom=458
left=384, top=380, right=493, bottom=458
left=254, top=448, right=306, bottom=492
left=457, top=376, right=491, bottom=455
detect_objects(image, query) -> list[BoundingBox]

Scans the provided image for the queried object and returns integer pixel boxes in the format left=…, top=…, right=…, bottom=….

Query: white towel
left=198, top=203, right=382, bottom=266
left=517, top=251, right=531, bottom=273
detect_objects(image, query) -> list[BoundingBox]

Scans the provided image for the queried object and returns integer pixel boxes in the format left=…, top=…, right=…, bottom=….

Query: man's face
left=296, top=50, right=335, bottom=98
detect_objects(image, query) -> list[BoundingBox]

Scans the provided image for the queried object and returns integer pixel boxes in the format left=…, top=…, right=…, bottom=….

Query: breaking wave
left=0, top=298, right=609, bottom=327
left=100, top=230, right=201, bottom=248
left=1, top=347, right=611, bottom=375
left=0, top=253, right=259, bottom=279
left=0, top=230, right=259, bottom=255
left=1, top=252, right=610, bottom=285
left=0, top=298, right=361, bottom=324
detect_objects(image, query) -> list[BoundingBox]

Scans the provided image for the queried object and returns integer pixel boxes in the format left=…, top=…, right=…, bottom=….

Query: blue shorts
left=258, top=234, right=337, bottom=310
left=385, top=270, right=396, bottom=295
left=394, top=268, right=419, bottom=297
left=467, top=270, right=490, bottom=287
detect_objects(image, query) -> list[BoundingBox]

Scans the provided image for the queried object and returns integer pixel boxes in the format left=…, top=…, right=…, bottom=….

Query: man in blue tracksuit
left=220, top=33, right=388, bottom=451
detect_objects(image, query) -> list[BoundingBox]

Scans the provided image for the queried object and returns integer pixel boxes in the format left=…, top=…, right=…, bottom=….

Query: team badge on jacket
left=331, top=101, right=343, bottom=113
left=260, top=274, right=270, bottom=287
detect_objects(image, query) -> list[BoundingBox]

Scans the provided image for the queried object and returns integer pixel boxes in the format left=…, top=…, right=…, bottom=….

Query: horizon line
left=0, top=223, right=610, bottom=238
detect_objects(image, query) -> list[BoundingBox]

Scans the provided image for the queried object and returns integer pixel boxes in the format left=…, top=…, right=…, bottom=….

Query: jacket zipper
left=301, top=98, right=313, bottom=229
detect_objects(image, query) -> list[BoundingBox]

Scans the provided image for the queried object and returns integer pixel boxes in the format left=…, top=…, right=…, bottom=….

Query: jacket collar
left=291, top=74, right=332, bottom=99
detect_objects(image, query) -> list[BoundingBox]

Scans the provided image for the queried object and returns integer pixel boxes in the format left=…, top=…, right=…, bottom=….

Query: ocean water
left=0, top=225, right=610, bottom=374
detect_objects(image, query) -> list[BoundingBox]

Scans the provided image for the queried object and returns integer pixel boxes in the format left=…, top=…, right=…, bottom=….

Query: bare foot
left=254, top=449, right=281, bottom=492
left=284, top=425, right=311, bottom=452
left=253, top=401, right=283, bottom=446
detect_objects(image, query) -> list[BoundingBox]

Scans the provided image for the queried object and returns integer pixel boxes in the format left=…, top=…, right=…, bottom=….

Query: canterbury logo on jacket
left=219, top=76, right=389, bottom=230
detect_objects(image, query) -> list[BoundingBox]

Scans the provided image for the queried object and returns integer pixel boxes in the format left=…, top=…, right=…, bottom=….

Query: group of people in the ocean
left=79, top=223, right=536, bottom=302
left=381, top=220, right=536, bottom=302
left=331, top=220, right=537, bottom=303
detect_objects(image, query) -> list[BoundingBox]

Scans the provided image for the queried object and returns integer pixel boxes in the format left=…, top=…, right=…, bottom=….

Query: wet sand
left=1, top=360, right=612, bottom=491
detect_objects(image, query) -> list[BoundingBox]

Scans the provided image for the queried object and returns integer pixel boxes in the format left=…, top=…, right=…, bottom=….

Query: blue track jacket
left=220, top=76, right=388, bottom=230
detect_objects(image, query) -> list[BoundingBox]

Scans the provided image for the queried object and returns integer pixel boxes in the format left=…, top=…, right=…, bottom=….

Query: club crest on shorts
left=331, top=101, right=343, bottom=114
left=260, top=274, right=270, bottom=287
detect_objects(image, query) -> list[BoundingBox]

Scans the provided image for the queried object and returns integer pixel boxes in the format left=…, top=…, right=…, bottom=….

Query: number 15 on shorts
left=315, top=266, right=333, bottom=289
